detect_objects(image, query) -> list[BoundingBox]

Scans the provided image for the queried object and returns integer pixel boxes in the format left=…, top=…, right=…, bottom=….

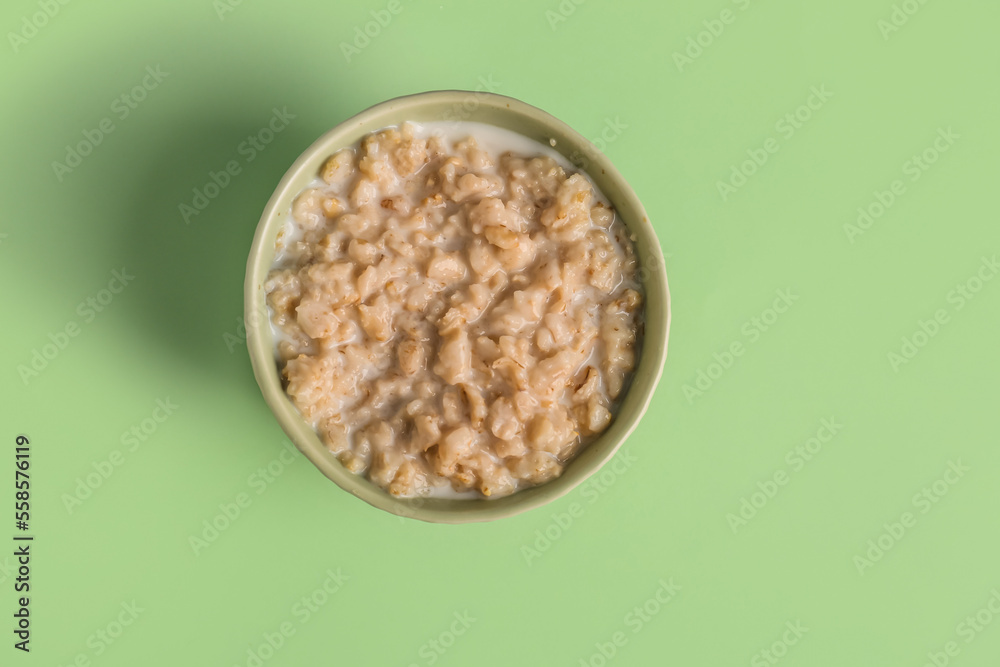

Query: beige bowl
left=244, top=91, right=670, bottom=523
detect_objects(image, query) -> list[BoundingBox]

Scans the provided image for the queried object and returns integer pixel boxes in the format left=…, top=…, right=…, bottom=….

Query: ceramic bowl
left=244, top=91, right=670, bottom=523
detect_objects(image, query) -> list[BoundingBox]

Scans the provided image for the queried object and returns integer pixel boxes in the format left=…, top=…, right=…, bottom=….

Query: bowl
left=244, top=90, right=670, bottom=523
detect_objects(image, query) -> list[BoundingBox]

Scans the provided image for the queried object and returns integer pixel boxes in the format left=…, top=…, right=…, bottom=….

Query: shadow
left=2, top=18, right=364, bottom=403
left=117, top=113, right=324, bottom=392
left=88, top=42, right=358, bottom=396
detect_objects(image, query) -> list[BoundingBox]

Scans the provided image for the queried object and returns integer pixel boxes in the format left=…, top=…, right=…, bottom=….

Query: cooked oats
left=266, top=121, right=642, bottom=499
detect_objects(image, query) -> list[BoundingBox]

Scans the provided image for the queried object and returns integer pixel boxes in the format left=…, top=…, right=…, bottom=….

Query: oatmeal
left=265, top=121, right=642, bottom=498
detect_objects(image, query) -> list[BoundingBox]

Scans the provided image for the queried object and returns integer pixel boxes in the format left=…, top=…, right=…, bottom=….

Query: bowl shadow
left=117, top=111, right=346, bottom=394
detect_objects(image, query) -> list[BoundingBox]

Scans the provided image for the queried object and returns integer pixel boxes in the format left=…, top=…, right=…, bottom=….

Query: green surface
left=1, top=0, right=998, bottom=665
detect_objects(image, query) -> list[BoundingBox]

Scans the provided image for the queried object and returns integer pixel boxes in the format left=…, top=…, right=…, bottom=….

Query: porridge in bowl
left=265, top=121, right=642, bottom=499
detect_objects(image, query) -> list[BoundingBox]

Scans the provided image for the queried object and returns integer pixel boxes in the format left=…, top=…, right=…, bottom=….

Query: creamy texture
left=266, top=121, right=642, bottom=498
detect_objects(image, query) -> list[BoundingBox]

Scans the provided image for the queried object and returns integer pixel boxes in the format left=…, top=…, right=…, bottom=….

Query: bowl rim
left=244, top=90, right=670, bottom=523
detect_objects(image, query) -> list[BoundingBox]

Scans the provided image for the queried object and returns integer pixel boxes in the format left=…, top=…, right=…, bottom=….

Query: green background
left=2, top=0, right=999, bottom=665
